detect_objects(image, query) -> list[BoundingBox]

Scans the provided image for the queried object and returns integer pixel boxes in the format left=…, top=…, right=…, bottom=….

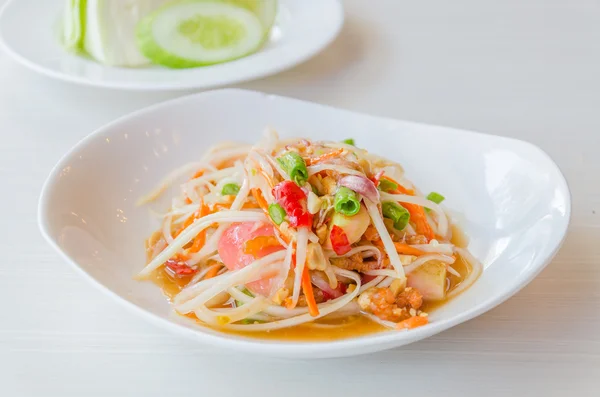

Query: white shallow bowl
left=38, top=89, right=571, bottom=358
left=0, top=0, right=342, bottom=91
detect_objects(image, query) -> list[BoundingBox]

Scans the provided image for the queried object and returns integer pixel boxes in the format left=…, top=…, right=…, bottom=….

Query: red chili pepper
left=165, top=258, right=197, bottom=276
left=321, top=282, right=347, bottom=301
left=330, top=225, right=352, bottom=255
left=272, top=181, right=313, bottom=228
left=369, top=170, right=385, bottom=186
left=362, top=274, right=377, bottom=284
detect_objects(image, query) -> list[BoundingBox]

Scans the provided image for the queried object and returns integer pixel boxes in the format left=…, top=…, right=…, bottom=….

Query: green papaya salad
left=137, top=131, right=483, bottom=335
left=62, top=0, right=277, bottom=68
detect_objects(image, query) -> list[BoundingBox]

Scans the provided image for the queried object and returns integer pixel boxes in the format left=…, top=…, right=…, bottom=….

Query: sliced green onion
left=334, top=187, right=361, bottom=216
left=378, top=178, right=398, bottom=192
left=240, top=318, right=264, bottom=324
left=268, top=203, right=286, bottom=225
left=342, top=138, right=355, bottom=146
left=277, top=152, right=308, bottom=185
left=425, top=192, right=445, bottom=212
left=382, top=201, right=410, bottom=230
left=427, top=192, right=445, bottom=204
left=311, top=184, right=319, bottom=195
left=221, top=183, right=240, bottom=195
left=235, top=288, right=254, bottom=307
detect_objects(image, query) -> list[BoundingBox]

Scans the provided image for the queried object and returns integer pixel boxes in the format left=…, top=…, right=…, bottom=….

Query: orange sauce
left=219, top=316, right=387, bottom=341
left=420, top=253, right=471, bottom=312
left=149, top=268, right=192, bottom=301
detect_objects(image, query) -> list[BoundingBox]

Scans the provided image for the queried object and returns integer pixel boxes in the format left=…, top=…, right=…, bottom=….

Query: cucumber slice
left=62, top=0, right=87, bottom=50
left=136, top=1, right=266, bottom=68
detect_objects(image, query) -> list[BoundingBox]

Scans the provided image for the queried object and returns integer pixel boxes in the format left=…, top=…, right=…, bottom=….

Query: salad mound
left=137, top=131, right=483, bottom=337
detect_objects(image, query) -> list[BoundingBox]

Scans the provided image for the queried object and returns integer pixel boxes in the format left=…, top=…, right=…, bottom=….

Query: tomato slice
left=330, top=225, right=352, bottom=255
left=218, top=222, right=284, bottom=296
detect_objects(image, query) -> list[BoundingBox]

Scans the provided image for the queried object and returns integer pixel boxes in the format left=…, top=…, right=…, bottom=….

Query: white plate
left=0, top=0, right=343, bottom=91
left=38, top=89, right=571, bottom=358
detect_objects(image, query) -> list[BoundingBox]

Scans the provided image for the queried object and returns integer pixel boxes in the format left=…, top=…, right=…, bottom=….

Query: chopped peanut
left=316, top=224, right=328, bottom=244
left=389, top=279, right=406, bottom=297
left=272, top=288, right=290, bottom=305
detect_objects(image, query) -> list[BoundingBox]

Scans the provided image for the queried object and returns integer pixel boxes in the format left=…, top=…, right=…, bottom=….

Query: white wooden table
left=1, top=1, right=599, bottom=395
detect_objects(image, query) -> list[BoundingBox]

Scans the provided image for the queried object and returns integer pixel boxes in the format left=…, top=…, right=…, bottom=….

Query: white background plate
left=38, top=89, right=571, bottom=358
left=0, top=0, right=343, bottom=90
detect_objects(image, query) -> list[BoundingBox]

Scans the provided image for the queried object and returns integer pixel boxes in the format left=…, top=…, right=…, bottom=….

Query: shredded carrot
left=394, top=242, right=426, bottom=256
left=301, top=267, right=320, bottom=317
left=380, top=176, right=415, bottom=195
left=396, top=315, right=429, bottom=330
left=185, top=197, right=193, bottom=205
left=381, top=176, right=434, bottom=241
left=182, top=214, right=196, bottom=229
left=251, top=188, right=269, bottom=216
left=191, top=170, right=205, bottom=180
left=251, top=188, right=292, bottom=245
left=204, top=265, right=220, bottom=280
left=241, top=201, right=261, bottom=209
left=173, top=214, right=196, bottom=238
left=188, top=203, right=212, bottom=253
left=174, top=202, right=210, bottom=239
left=188, top=231, right=206, bottom=253
left=213, top=204, right=229, bottom=212
left=394, top=184, right=415, bottom=196
left=306, top=148, right=344, bottom=166
left=404, top=203, right=434, bottom=240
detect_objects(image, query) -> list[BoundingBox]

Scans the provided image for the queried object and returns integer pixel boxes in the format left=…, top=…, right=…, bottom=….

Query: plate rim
left=37, top=88, right=572, bottom=358
left=0, top=0, right=344, bottom=91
